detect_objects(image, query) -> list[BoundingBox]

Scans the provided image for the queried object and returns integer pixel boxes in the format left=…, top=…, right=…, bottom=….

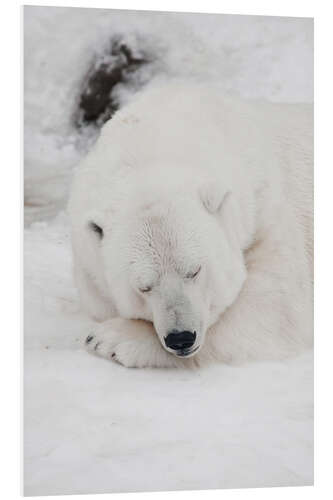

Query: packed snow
left=24, top=6, right=313, bottom=496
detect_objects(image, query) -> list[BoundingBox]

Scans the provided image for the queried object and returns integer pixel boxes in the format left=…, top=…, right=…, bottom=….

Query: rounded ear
left=84, top=210, right=106, bottom=240
left=199, top=181, right=230, bottom=215
left=199, top=182, right=253, bottom=251
left=88, top=221, right=104, bottom=239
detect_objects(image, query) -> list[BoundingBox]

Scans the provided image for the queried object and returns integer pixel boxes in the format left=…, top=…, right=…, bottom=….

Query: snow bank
left=24, top=6, right=313, bottom=220
left=24, top=6, right=313, bottom=496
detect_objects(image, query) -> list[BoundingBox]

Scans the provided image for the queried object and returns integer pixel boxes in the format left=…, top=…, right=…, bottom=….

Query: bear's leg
left=74, top=264, right=115, bottom=322
left=85, top=318, right=184, bottom=368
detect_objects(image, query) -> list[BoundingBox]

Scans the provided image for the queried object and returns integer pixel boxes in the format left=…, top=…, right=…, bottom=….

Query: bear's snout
left=164, top=330, right=196, bottom=353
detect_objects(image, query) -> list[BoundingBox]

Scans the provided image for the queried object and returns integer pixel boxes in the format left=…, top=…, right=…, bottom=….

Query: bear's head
left=87, top=180, right=254, bottom=358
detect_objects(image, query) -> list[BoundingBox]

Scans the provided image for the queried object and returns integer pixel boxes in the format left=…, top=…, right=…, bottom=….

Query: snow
left=24, top=6, right=313, bottom=496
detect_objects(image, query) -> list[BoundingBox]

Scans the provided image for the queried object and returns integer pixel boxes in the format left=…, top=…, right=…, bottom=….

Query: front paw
left=85, top=333, right=149, bottom=368
left=84, top=319, right=181, bottom=368
left=84, top=319, right=155, bottom=367
left=85, top=331, right=120, bottom=362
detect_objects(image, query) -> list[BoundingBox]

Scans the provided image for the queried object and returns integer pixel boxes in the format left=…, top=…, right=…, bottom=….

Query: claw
left=94, top=342, right=101, bottom=351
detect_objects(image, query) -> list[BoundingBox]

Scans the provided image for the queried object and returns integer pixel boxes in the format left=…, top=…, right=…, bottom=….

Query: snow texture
left=24, top=6, right=313, bottom=496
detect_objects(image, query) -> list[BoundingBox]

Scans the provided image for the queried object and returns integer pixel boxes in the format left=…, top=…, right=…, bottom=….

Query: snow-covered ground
left=24, top=6, right=313, bottom=496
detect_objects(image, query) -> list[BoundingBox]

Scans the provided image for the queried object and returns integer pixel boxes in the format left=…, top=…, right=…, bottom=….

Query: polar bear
left=68, top=82, right=313, bottom=368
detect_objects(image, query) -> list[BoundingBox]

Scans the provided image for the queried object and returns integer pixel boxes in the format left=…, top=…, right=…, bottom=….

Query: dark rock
left=75, top=37, right=150, bottom=128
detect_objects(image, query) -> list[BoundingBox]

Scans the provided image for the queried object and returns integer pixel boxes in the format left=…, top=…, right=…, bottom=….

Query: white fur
left=68, top=82, right=313, bottom=368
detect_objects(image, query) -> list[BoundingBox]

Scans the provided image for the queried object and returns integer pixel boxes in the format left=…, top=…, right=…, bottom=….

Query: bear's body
left=68, top=83, right=313, bottom=368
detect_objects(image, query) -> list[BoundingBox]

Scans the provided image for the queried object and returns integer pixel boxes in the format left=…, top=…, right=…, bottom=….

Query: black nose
left=164, top=330, right=196, bottom=351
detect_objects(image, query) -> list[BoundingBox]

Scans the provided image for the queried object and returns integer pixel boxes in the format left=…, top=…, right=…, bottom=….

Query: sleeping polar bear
left=68, top=82, right=313, bottom=368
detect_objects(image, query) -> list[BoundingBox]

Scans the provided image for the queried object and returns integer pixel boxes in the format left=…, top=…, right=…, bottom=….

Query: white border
left=1, top=1, right=332, bottom=499
left=20, top=0, right=315, bottom=17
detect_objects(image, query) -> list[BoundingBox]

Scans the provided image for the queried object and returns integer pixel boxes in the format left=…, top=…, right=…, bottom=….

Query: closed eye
left=185, top=266, right=201, bottom=280
left=139, top=285, right=152, bottom=293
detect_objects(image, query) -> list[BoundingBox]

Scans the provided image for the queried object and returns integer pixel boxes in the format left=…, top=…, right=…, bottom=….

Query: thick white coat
left=68, top=83, right=313, bottom=368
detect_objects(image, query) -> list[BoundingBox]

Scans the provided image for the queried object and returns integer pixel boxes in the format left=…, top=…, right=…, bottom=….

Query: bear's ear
left=199, top=182, right=230, bottom=215
left=85, top=211, right=106, bottom=241
left=199, top=182, right=252, bottom=251
left=88, top=221, right=104, bottom=239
